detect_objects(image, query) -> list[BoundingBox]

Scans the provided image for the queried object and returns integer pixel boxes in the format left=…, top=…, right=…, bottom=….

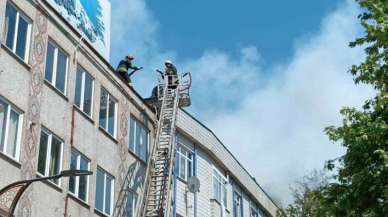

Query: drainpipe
left=64, top=106, right=76, bottom=217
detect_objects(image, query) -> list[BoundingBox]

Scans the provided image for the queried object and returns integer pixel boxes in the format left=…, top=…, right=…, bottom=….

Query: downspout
left=193, top=144, right=197, bottom=217
left=64, top=33, right=80, bottom=216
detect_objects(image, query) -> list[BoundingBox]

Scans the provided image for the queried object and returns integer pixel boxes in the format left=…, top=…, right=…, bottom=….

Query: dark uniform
left=116, top=58, right=139, bottom=83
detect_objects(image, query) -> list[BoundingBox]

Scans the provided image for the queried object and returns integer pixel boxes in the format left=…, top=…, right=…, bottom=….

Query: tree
left=320, top=0, right=388, bottom=216
left=277, top=170, right=330, bottom=217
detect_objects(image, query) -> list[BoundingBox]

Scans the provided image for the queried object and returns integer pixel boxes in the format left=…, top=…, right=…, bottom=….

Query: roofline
left=180, top=108, right=281, bottom=210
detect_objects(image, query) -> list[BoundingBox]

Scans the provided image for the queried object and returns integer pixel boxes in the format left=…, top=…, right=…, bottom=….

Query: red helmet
left=126, top=55, right=134, bottom=60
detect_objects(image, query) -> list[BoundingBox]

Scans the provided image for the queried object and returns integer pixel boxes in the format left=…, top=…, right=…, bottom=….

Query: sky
left=109, top=0, right=374, bottom=205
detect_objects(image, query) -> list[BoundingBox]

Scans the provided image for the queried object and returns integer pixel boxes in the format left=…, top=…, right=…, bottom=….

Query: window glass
left=0, top=101, right=6, bottom=149
left=15, top=17, right=28, bottom=59
left=37, top=131, right=49, bottom=175
left=6, top=110, right=19, bottom=156
left=105, top=175, right=113, bottom=214
left=126, top=192, right=138, bottom=217
left=107, top=96, right=116, bottom=135
left=129, top=118, right=135, bottom=150
left=99, top=89, right=108, bottom=129
left=128, top=117, right=149, bottom=161
left=5, top=2, right=30, bottom=61
left=45, top=43, right=55, bottom=82
left=74, top=68, right=82, bottom=107
left=69, top=152, right=77, bottom=193
left=37, top=129, right=63, bottom=185
left=140, top=128, right=148, bottom=161
left=55, top=50, right=67, bottom=93
left=5, top=3, right=16, bottom=49
left=79, top=155, right=89, bottom=201
left=83, top=72, right=94, bottom=115
left=50, top=136, right=62, bottom=184
left=95, top=168, right=104, bottom=211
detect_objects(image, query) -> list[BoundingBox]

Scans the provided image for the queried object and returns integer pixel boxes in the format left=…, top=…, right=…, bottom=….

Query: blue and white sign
left=48, top=0, right=111, bottom=59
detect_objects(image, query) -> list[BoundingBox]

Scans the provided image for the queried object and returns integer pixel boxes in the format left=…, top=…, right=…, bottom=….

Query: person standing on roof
left=116, top=55, right=141, bottom=85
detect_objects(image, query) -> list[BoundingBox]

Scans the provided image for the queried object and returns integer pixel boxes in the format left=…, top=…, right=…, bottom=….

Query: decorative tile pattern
left=17, top=10, right=48, bottom=217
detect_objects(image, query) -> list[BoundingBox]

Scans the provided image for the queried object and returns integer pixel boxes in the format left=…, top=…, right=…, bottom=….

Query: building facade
left=0, top=0, right=278, bottom=217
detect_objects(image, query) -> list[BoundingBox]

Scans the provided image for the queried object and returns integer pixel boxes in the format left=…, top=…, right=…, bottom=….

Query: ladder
left=113, top=73, right=191, bottom=217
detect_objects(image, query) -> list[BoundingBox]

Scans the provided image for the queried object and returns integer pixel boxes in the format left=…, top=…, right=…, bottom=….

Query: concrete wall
left=0, top=0, right=155, bottom=217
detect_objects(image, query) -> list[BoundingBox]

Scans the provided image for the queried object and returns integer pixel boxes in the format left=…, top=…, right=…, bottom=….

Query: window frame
left=126, top=190, right=138, bottom=217
left=128, top=115, right=149, bottom=161
left=95, top=166, right=115, bottom=216
left=233, top=189, right=243, bottom=217
left=99, top=87, right=118, bottom=138
left=74, top=65, right=95, bottom=117
left=212, top=167, right=228, bottom=208
left=175, top=143, right=193, bottom=181
left=37, top=127, right=64, bottom=186
left=250, top=203, right=259, bottom=217
left=69, top=149, right=91, bottom=203
left=44, top=39, right=69, bottom=94
left=4, top=1, right=32, bottom=62
left=0, top=96, right=23, bottom=161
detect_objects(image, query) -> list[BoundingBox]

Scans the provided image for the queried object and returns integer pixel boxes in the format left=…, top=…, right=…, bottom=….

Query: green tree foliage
left=321, top=0, right=388, bottom=216
left=277, top=171, right=329, bottom=217
left=279, top=1, right=387, bottom=216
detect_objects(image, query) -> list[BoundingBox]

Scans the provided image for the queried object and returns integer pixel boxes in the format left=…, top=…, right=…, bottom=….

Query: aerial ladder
left=113, top=71, right=192, bottom=217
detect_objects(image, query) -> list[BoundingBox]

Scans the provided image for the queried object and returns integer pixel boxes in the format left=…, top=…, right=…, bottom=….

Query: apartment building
left=0, top=0, right=279, bottom=217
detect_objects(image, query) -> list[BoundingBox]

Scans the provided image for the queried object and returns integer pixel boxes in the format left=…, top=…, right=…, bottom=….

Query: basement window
left=99, top=88, right=117, bottom=137
left=37, top=128, right=64, bottom=185
left=4, top=1, right=32, bottom=62
left=44, top=40, right=69, bottom=94
left=95, top=167, right=114, bottom=216
left=69, top=149, right=90, bottom=203
left=74, top=65, right=94, bottom=117
left=0, top=97, right=23, bottom=161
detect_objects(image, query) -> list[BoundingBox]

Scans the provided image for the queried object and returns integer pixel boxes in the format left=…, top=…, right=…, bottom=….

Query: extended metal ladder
left=113, top=73, right=191, bottom=217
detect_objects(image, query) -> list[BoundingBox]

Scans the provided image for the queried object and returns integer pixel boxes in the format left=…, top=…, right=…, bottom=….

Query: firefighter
left=116, top=55, right=141, bottom=84
left=164, top=60, right=178, bottom=88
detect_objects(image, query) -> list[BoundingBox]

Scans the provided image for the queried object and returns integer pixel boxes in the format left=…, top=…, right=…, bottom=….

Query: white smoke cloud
left=110, top=0, right=374, bottom=205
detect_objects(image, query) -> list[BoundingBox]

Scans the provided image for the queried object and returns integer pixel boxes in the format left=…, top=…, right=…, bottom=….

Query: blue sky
left=110, top=0, right=373, bottom=205
left=146, top=0, right=341, bottom=66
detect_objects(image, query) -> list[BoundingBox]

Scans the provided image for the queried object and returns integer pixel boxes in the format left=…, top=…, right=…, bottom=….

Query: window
left=126, top=191, right=138, bottom=217
left=99, top=88, right=117, bottom=137
left=250, top=205, right=258, bottom=217
left=175, top=145, right=193, bottom=180
left=213, top=168, right=227, bottom=207
left=4, top=2, right=32, bottom=62
left=128, top=116, right=149, bottom=161
left=74, top=66, right=94, bottom=117
left=95, top=167, right=114, bottom=215
left=233, top=190, right=243, bottom=217
left=69, top=149, right=90, bottom=202
left=44, top=41, right=69, bottom=94
left=37, top=128, right=63, bottom=185
left=0, top=98, right=22, bottom=160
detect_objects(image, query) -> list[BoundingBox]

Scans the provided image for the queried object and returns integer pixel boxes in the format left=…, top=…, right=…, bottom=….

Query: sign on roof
left=47, top=0, right=111, bottom=59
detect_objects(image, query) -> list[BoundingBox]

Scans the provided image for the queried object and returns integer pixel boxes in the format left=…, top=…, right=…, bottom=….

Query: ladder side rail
left=163, top=88, right=180, bottom=217
left=136, top=78, right=170, bottom=217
